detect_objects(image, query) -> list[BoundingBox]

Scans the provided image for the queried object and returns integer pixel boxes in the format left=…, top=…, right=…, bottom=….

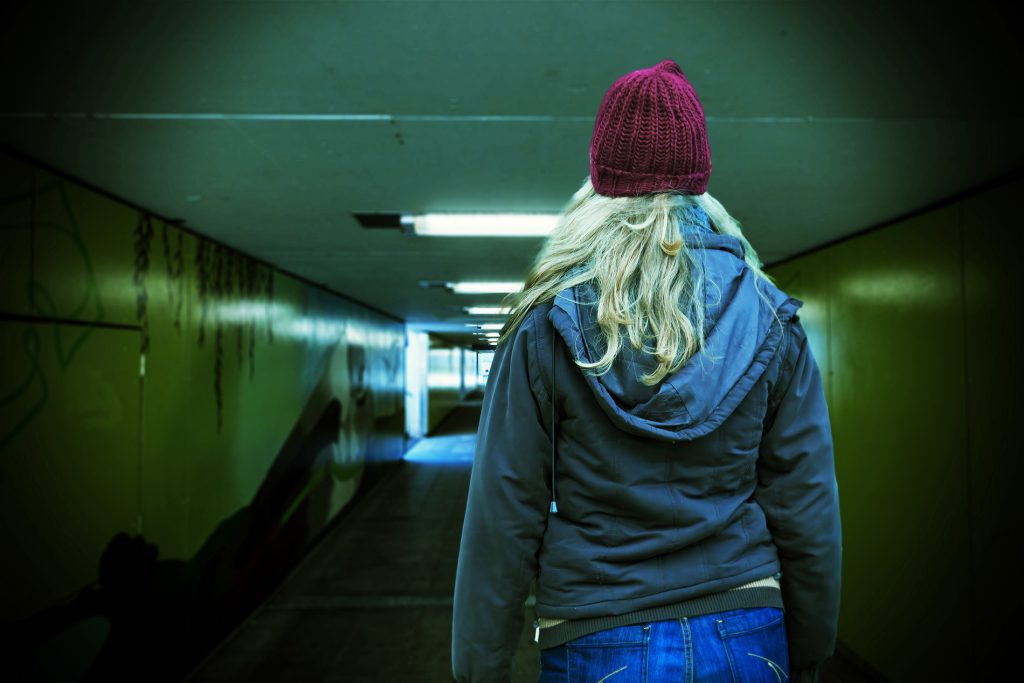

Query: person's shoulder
left=519, top=301, right=557, bottom=334
left=754, top=277, right=809, bottom=393
left=755, top=274, right=804, bottom=318
left=495, top=304, right=552, bottom=358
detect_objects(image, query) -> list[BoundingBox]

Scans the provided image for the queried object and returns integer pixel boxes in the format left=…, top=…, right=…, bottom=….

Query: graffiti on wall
left=1, top=156, right=406, bottom=680
left=1, top=176, right=106, bottom=449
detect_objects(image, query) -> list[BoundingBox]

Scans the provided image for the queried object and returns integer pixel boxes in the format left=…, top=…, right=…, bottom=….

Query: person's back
left=452, top=59, right=841, bottom=683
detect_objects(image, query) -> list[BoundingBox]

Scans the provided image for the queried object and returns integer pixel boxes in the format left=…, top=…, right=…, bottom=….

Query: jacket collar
left=678, top=203, right=747, bottom=260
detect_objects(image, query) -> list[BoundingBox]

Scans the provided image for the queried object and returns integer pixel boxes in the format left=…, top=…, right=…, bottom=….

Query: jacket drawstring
left=550, top=329, right=558, bottom=514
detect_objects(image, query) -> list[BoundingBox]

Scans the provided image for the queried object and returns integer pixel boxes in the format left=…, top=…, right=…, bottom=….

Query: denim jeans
left=537, top=607, right=789, bottom=682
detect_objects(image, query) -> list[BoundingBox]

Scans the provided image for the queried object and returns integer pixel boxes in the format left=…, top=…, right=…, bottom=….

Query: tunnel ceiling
left=1, top=0, right=1021, bottom=348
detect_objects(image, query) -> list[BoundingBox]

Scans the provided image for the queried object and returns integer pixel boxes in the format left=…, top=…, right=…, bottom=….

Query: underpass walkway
left=184, top=397, right=541, bottom=682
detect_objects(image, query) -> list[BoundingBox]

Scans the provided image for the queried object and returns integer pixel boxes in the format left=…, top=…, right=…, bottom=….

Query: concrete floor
left=184, top=399, right=881, bottom=683
left=183, top=399, right=540, bottom=683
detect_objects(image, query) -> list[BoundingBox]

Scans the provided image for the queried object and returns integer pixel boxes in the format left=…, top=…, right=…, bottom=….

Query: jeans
left=537, top=607, right=789, bottom=682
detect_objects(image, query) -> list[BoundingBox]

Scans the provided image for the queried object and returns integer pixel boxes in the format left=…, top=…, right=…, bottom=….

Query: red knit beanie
left=590, top=59, right=712, bottom=197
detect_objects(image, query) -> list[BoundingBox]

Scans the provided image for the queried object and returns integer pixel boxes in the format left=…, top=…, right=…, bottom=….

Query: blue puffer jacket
left=452, top=205, right=842, bottom=682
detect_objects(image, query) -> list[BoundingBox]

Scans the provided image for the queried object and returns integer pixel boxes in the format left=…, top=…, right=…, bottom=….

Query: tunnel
left=1, top=1, right=1022, bottom=682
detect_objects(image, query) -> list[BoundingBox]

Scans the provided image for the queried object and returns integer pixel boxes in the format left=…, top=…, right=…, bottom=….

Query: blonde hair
left=497, top=176, right=782, bottom=386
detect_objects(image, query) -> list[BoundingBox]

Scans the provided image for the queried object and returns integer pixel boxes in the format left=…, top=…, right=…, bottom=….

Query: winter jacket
left=451, top=205, right=842, bottom=683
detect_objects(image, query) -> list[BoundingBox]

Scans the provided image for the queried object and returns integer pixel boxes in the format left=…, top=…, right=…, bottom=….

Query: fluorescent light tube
left=405, top=213, right=558, bottom=237
left=449, top=281, right=523, bottom=294
left=464, top=306, right=511, bottom=315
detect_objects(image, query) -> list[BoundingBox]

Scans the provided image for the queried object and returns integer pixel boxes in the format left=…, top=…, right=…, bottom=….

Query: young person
left=452, top=58, right=841, bottom=683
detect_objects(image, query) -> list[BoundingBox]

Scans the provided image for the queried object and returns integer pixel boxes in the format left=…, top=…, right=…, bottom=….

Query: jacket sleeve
left=451, top=309, right=553, bottom=683
left=754, top=317, right=842, bottom=680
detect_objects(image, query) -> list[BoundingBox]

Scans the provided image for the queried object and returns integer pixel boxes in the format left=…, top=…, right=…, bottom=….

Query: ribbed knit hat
left=590, top=59, right=712, bottom=197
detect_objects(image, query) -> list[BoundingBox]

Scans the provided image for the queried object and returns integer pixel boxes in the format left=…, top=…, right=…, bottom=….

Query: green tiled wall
left=0, top=150, right=406, bottom=653
left=764, top=175, right=1020, bottom=680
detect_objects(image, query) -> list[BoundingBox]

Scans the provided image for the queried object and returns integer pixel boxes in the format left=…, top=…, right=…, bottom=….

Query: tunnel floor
left=183, top=398, right=542, bottom=683
left=184, top=397, right=876, bottom=683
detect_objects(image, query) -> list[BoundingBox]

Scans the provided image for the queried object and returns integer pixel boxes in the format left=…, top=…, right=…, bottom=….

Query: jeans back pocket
left=565, top=623, right=650, bottom=683
left=714, top=608, right=789, bottom=682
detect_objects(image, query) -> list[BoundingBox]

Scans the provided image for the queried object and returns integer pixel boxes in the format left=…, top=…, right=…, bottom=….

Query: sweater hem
left=534, top=558, right=781, bottom=613
left=535, top=585, right=784, bottom=650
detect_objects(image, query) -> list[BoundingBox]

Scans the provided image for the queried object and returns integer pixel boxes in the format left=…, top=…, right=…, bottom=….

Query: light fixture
left=448, top=281, right=523, bottom=294
left=464, top=306, right=511, bottom=315
left=401, top=213, right=558, bottom=237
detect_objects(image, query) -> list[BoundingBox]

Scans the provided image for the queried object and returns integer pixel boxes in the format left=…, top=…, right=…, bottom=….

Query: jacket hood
left=548, top=204, right=803, bottom=442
